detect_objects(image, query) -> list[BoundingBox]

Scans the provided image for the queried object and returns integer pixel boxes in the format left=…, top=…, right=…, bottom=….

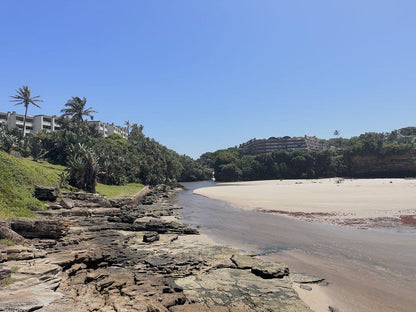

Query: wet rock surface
left=0, top=185, right=315, bottom=311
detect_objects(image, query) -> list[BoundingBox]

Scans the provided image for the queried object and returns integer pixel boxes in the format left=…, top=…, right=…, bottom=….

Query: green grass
left=0, top=151, right=63, bottom=219
left=96, top=183, right=144, bottom=199
left=0, top=239, right=16, bottom=246
left=0, top=151, right=145, bottom=218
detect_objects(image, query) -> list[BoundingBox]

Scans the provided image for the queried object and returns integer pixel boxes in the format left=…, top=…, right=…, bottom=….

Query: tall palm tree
left=124, top=120, right=130, bottom=134
left=60, top=96, right=97, bottom=137
left=10, top=86, right=43, bottom=137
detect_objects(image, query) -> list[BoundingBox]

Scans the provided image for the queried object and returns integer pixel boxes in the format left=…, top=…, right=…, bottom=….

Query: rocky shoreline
left=0, top=185, right=324, bottom=312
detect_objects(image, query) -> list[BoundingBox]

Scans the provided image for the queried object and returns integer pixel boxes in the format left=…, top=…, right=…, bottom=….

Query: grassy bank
left=0, top=151, right=146, bottom=218
left=0, top=151, right=63, bottom=219
left=96, top=183, right=145, bottom=198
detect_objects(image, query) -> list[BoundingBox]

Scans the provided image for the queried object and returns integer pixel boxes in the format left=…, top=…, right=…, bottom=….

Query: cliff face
left=350, top=152, right=416, bottom=177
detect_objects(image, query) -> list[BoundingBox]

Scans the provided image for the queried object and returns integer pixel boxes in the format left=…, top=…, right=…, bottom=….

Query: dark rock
left=0, top=222, right=26, bottom=244
left=10, top=219, right=70, bottom=239
left=120, top=213, right=136, bottom=224
left=143, top=232, right=160, bottom=243
left=0, top=264, right=11, bottom=282
left=34, top=185, right=59, bottom=201
left=251, top=262, right=289, bottom=279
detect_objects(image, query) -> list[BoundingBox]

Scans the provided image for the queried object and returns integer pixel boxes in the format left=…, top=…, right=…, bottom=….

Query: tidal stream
left=176, top=181, right=416, bottom=312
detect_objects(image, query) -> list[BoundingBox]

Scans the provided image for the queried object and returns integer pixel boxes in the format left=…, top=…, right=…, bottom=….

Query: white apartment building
left=0, top=111, right=128, bottom=139
left=88, top=121, right=128, bottom=139
left=0, top=111, right=61, bottom=136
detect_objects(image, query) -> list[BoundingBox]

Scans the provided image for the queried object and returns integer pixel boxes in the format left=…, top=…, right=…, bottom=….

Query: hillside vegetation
left=200, top=128, right=416, bottom=182
left=0, top=151, right=62, bottom=218
left=0, top=151, right=148, bottom=218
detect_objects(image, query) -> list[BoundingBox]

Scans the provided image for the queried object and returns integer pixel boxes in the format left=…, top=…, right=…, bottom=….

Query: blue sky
left=1, top=1, right=415, bottom=158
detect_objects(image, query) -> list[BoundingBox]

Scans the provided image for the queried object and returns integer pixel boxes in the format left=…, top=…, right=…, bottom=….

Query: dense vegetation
left=0, top=86, right=206, bottom=217
left=1, top=91, right=206, bottom=194
left=200, top=128, right=416, bottom=182
left=0, top=150, right=146, bottom=218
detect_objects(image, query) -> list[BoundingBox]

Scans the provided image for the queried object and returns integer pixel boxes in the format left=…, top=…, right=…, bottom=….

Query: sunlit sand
left=194, top=178, right=416, bottom=228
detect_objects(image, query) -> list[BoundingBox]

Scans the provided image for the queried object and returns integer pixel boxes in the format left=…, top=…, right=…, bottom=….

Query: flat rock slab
left=9, top=259, right=61, bottom=277
left=290, top=272, right=325, bottom=284
left=176, top=268, right=311, bottom=312
left=230, top=254, right=261, bottom=269
left=0, top=281, right=62, bottom=312
left=170, top=304, right=230, bottom=312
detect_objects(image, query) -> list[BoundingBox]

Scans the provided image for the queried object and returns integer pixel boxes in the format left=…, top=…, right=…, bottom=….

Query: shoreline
left=178, top=180, right=416, bottom=312
left=0, top=185, right=319, bottom=312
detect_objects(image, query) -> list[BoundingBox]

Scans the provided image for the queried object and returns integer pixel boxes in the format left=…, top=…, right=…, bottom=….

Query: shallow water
left=176, top=181, right=416, bottom=312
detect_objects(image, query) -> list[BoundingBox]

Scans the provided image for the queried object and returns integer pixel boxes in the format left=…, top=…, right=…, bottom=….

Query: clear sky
left=1, top=1, right=415, bottom=158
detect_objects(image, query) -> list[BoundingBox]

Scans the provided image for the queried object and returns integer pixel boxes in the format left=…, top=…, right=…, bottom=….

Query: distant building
left=88, top=121, right=128, bottom=139
left=0, top=111, right=60, bottom=136
left=0, top=111, right=128, bottom=139
left=240, top=135, right=322, bottom=154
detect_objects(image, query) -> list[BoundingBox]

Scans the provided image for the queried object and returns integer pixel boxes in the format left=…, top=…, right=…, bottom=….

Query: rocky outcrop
left=0, top=222, right=26, bottom=244
left=350, top=152, right=416, bottom=177
left=0, top=185, right=315, bottom=312
left=10, top=219, right=70, bottom=239
left=34, top=185, right=60, bottom=201
left=0, top=264, right=11, bottom=283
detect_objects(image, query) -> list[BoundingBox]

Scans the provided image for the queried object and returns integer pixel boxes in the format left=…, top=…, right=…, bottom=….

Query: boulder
left=61, top=198, right=74, bottom=209
left=251, top=262, right=289, bottom=279
left=0, top=222, right=26, bottom=244
left=10, top=219, right=70, bottom=239
left=143, top=232, right=160, bottom=243
left=34, top=185, right=59, bottom=201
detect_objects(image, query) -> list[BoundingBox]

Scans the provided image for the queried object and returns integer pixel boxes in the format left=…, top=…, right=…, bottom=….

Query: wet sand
left=177, top=181, right=416, bottom=312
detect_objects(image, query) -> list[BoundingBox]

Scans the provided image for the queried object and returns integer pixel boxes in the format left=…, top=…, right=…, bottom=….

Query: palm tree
left=10, top=86, right=43, bottom=137
left=60, top=96, right=97, bottom=137
left=124, top=120, right=130, bottom=134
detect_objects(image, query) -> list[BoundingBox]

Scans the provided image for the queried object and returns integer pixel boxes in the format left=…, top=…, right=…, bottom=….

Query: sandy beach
left=194, top=178, right=416, bottom=229
left=182, top=179, right=416, bottom=311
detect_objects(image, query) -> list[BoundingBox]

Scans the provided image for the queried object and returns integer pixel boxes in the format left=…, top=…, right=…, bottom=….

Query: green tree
left=66, top=143, right=99, bottom=193
left=60, top=97, right=97, bottom=138
left=10, top=86, right=43, bottom=137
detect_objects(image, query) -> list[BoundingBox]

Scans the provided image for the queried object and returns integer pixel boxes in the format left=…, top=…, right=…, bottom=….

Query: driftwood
left=10, top=219, right=70, bottom=239
left=0, top=222, right=26, bottom=243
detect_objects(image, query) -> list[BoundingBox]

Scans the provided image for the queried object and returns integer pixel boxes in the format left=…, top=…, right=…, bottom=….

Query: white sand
left=194, top=178, right=416, bottom=224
